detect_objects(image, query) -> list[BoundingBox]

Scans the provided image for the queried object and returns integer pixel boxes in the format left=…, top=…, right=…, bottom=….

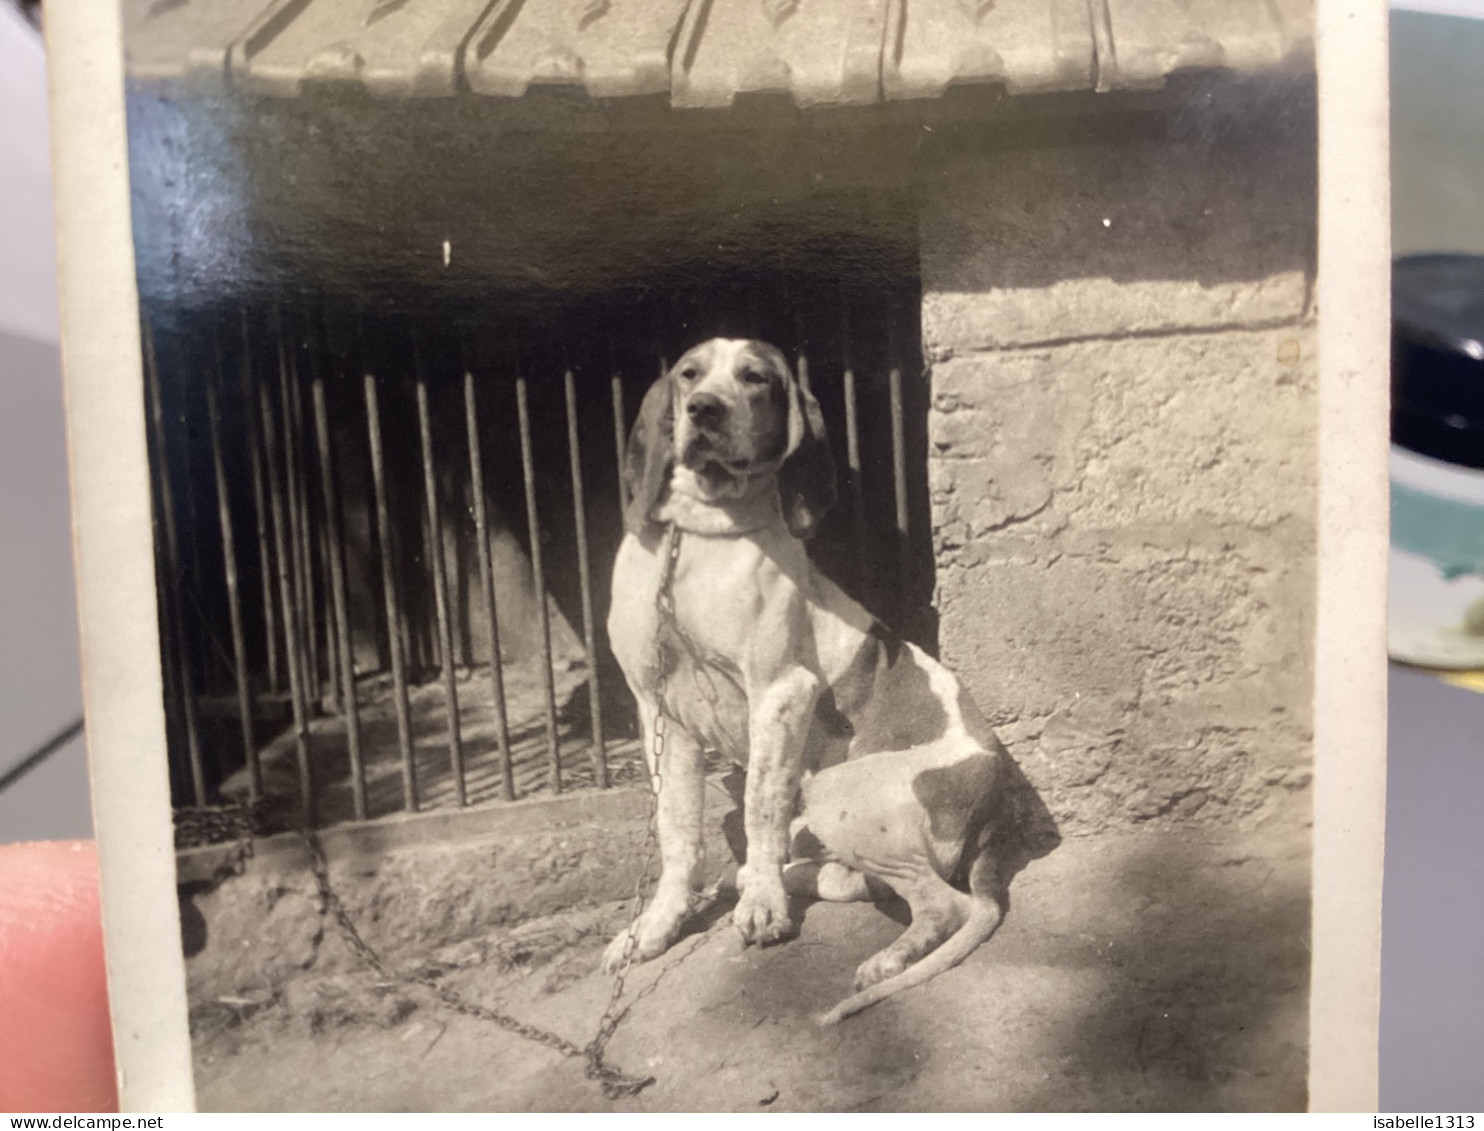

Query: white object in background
left=1389, top=445, right=1484, bottom=667
left=0, top=1, right=89, bottom=842
left=0, top=0, right=59, bottom=346
left=1390, top=0, right=1484, bottom=18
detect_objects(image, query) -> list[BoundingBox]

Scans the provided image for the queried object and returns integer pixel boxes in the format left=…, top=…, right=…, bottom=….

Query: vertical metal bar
left=416, top=373, right=466, bottom=807
left=303, top=371, right=326, bottom=710
left=151, top=569, right=190, bottom=802
left=416, top=454, right=440, bottom=677
left=794, top=304, right=811, bottom=394
left=888, top=311, right=911, bottom=619
left=207, top=361, right=260, bottom=805
left=306, top=337, right=343, bottom=715
left=260, top=380, right=314, bottom=821
left=364, top=374, right=417, bottom=812
left=412, top=342, right=440, bottom=678
left=277, top=320, right=315, bottom=715
left=516, top=374, right=562, bottom=794
left=611, top=374, right=628, bottom=510
left=565, top=368, right=607, bottom=788
left=889, top=362, right=908, bottom=537
left=841, top=302, right=868, bottom=563
left=463, top=371, right=515, bottom=802
left=151, top=509, right=189, bottom=803
left=143, top=322, right=207, bottom=808
left=349, top=318, right=384, bottom=681
left=610, top=340, right=628, bottom=511
left=288, top=338, right=321, bottom=712
left=321, top=515, right=343, bottom=711
left=240, top=312, right=281, bottom=694
left=179, top=403, right=204, bottom=670
left=313, top=376, right=366, bottom=821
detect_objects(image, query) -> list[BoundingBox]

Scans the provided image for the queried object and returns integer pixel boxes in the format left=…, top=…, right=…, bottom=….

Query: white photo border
left=46, top=0, right=1391, bottom=1111
left=46, top=0, right=196, bottom=1106
left=1310, top=0, right=1391, bottom=1111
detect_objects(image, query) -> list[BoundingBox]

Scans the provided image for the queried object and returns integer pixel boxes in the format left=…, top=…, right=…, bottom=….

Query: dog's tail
left=814, top=860, right=1005, bottom=1027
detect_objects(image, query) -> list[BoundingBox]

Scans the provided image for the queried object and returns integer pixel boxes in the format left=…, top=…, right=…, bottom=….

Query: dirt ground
left=188, top=798, right=1310, bottom=1112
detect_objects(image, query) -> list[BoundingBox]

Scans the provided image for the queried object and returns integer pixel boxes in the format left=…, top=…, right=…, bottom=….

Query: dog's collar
left=656, top=467, right=782, bottom=536
left=654, top=496, right=778, bottom=536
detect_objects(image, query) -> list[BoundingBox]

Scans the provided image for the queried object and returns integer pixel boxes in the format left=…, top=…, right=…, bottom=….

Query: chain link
left=201, top=524, right=692, bottom=1102
left=175, top=801, right=260, bottom=850
left=298, top=828, right=660, bottom=1095
left=175, top=802, right=259, bottom=886
left=298, top=523, right=687, bottom=1101
left=586, top=521, right=686, bottom=1080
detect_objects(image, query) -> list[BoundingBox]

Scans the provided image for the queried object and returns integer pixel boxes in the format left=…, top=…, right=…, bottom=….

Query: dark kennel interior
left=136, top=93, right=939, bottom=828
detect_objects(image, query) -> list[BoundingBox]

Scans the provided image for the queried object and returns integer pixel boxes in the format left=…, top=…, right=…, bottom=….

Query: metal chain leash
left=175, top=802, right=259, bottom=886
left=175, top=800, right=260, bottom=851
left=299, top=817, right=657, bottom=1098
left=299, top=828, right=660, bottom=1094
left=181, top=799, right=649, bottom=1093
left=586, top=521, right=684, bottom=1076
left=293, top=522, right=691, bottom=1101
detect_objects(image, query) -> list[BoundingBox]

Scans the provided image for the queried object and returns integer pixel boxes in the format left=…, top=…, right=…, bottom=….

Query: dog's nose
left=686, top=393, right=727, bottom=428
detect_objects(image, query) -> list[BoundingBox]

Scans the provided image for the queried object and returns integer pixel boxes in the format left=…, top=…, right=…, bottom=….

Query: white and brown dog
left=603, top=338, right=1021, bottom=1025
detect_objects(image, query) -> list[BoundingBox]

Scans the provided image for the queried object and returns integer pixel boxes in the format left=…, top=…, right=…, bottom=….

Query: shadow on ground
left=189, top=794, right=1309, bottom=1112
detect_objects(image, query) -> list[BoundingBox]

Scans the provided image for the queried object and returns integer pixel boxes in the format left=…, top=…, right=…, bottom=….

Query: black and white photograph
left=34, top=0, right=1390, bottom=1112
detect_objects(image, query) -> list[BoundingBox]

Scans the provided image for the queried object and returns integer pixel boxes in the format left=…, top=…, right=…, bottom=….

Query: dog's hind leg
left=817, top=850, right=1006, bottom=1026
left=852, top=871, right=972, bottom=990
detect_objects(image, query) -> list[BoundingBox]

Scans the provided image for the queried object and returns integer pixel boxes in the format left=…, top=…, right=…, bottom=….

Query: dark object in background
left=1393, top=254, right=1484, bottom=469
left=1389, top=254, right=1484, bottom=668
left=7, top=0, right=41, bottom=31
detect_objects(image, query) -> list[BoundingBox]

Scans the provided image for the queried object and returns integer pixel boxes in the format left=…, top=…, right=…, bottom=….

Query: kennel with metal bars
left=123, top=0, right=1315, bottom=839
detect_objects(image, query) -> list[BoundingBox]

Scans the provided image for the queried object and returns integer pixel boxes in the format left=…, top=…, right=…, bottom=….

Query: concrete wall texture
left=920, top=103, right=1317, bottom=834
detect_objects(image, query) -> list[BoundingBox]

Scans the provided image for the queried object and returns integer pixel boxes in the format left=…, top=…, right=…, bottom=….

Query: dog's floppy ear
left=622, top=372, right=675, bottom=535
left=776, top=354, right=837, bottom=540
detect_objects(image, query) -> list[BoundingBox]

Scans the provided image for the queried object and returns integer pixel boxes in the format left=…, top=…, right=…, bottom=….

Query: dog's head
left=623, top=338, right=837, bottom=539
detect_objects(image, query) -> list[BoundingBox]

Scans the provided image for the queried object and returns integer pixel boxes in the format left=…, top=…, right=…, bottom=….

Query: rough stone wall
left=921, top=100, right=1317, bottom=835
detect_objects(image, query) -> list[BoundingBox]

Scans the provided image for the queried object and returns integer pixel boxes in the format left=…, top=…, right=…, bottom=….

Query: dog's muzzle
left=686, top=393, right=728, bottom=429
left=679, top=393, right=740, bottom=472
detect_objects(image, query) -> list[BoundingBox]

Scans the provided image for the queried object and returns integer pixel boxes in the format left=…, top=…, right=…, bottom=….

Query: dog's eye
left=680, top=367, right=698, bottom=381
left=739, top=370, right=768, bottom=386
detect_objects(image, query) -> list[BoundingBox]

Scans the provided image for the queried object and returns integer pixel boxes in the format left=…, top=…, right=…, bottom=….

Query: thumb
left=0, top=841, right=118, bottom=1112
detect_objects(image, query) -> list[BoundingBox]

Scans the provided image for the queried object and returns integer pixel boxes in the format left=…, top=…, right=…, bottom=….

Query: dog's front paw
left=733, top=868, right=794, bottom=946
left=601, top=898, right=686, bottom=974
left=601, top=925, right=661, bottom=974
